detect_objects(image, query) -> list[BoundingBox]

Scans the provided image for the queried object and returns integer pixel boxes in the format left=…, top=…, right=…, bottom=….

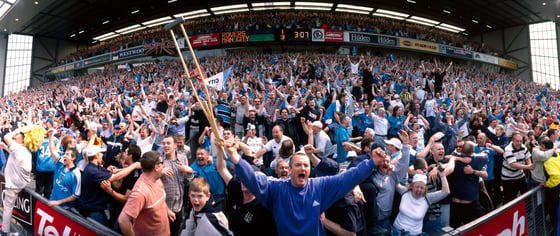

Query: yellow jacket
left=544, top=155, right=560, bottom=188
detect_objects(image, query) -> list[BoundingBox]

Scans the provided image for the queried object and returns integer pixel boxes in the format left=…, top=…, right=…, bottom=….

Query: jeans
left=423, top=215, right=442, bottom=236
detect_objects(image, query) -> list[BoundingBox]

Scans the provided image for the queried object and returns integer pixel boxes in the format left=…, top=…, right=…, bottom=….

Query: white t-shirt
left=264, top=135, right=292, bottom=158
left=246, top=136, right=265, bottom=166
left=135, top=134, right=154, bottom=155
left=5, top=144, right=32, bottom=189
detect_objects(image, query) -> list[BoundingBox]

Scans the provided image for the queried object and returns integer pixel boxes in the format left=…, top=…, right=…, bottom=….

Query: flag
left=190, top=69, right=206, bottom=82
left=205, top=66, right=233, bottom=91
left=144, top=41, right=175, bottom=56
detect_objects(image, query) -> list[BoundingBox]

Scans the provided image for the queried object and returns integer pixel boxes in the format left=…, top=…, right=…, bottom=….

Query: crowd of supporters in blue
left=60, top=10, right=504, bottom=66
left=1, top=10, right=558, bottom=236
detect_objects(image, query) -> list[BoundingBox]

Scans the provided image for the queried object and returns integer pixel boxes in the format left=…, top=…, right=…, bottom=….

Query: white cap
left=412, top=174, right=427, bottom=184
left=394, top=94, right=400, bottom=99
left=312, top=121, right=323, bottom=129
left=384, top=138, right=403, bottom=150
left=85, top=146, right=106, bottom=157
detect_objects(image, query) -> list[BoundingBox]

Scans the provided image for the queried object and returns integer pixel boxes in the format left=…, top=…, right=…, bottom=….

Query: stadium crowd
left=61, top=10, right=503, bottom=66
left=1, top=51, right=559, bottom=236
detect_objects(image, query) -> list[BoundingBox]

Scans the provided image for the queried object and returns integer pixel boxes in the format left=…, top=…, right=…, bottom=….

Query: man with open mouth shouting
left=223, top=131, right=408, bottom=236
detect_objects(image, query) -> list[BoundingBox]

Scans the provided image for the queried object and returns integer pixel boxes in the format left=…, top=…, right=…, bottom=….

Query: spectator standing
left=119, top=151, right=173, bottom=236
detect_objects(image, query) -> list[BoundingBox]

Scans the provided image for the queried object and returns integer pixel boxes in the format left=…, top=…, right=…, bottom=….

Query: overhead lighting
left=443, top=9, right=451, bottom=14
left=335, top=9, right=370, bottom=15
left=115, top=24, right=142, bottom=33
left=3, top=29, right=6, bottom=32
left=184, top=13, right=211, bottom=20
left=211, top=4, right=248, bottom=12
left=119, top=26, right=146, bottom=35
left=406, top=0, right=416, bottom=3
left=542, top=2, right=546, bottom=6
left=439, top=23, right=465, bottom=31
left=70, top=34, right=76, bottom=38
left=0, top=4, right=11, bottom=17
left=91, top=40, right=97, bottom=44
left=472, top=19, right=479, bottom=23
left=168, top=0, right=177, bottom=3
left=93, top=32, right=117, bottom=40
left=372, top=13, right=406, bottom=20
left=7, top=0, right=16, bottom=3
left=375, top=9, right=410, bottom=18
left=213, top=8, right=250, bottom=15
left=78, top=30, right=84, bottom=34
left=295, top=2, right=333, bottom=7
left=336, top=4, right=373, bottom=12
left=252, top=2, right=291, bottom=7
left=131, top=10, right=140, bottom=14
left=462, top=32, right=468, bottom=36
left=294, top=6, right=331, bottom=11
left=102, top=20, right=110, bottom=24
left=174, top=9, right=208, bottom=17
left=253, top=7, right=291, bottom=11
left=15, top=18, right=19, bottom=21
left=406, top=18, right=437, bottom=27
left=142, top=16, right=172, bottom=25
left=97, top=34, right=120, bottom=41
left=435, top=25, right=460, bottom=33
left=145, top=20, right=173, bottom=28
left=410, top=16, right=440, bottom=25
left=34, top=1, right=38, bottom=4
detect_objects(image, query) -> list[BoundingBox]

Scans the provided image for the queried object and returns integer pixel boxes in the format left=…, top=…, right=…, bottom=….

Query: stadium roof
left=0, top=0, right=556, bottom=43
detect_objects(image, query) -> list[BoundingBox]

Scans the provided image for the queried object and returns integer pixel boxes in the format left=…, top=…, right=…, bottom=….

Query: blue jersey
left=36, top=138, right=58, bottom=172
left=191, top=160, right=226, bottom=197
left=50, top=161, right=81, bottom=207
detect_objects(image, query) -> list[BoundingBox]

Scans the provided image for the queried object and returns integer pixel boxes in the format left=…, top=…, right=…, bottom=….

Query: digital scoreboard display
left=278, top=28, right=312, bottom=42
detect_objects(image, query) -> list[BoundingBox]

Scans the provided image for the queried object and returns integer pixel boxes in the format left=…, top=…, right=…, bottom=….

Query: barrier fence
left=444, top=186, right=549, bottom=236
left=0, top=174, right=119, bottom=236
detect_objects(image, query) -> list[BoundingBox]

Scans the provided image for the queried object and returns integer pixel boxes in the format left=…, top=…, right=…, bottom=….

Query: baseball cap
left=384, top=138, right=403, bottom=150
left=312, top=121, right=323, bottom=129
left=412, top=174, right=427, bottom=184
left=85, top=146, right=106, bottom=157
left=393, top=94, right=400, bottom=99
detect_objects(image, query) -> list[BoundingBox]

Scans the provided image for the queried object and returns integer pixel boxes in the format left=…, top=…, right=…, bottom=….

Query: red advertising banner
left=191, top=33, right=220, bottom=47
left=34, top=200, right=99, bottom=236
left=324, top=29, right=344, bottom=42
left=462, top=200, right=527, bottom=236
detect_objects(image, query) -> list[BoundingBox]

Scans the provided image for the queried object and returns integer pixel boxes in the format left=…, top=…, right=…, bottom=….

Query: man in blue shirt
left=191, top=147, right=227, bottom=209
left=76, top=145, right=141, bottom=225
left=223, top=132, right=399, bottom=236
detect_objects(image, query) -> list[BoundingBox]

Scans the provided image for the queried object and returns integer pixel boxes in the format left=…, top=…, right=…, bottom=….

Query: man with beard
left=223, top=131, right=390, bottom=235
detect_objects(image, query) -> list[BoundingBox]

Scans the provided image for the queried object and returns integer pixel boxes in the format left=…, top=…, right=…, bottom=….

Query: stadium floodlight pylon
left=165, top=17, right=224, bottom=147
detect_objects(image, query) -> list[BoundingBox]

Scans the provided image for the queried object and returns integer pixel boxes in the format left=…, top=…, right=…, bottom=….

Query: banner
left=473, top=52, right=499, bottom=64
left=206, top=66, right=233, bottom=91
left=0, top=174, right=117, bottom=235
left=83, top=54, right=111, bottom=67
left=312, top=29, right=343, bottom=42
left=112, top=46, right=145, bottom=61
left=442, top=45, right=473, bottom=59
left=344, top=32, right=398, bottom=47
left=221, top=30, right=275, bottom=44
left=191, top=33, right=220, bottom=48
left=499, top=58, right=518, bottom=69
left=399, top=38, right=439, bottom=53
left=462, top=200, right=527, bottom=236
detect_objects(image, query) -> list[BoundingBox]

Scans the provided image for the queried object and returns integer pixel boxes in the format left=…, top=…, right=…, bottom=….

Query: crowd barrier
left=0, top=174, right=119, bottom=236
left=444, top=186, right=548, bottom=236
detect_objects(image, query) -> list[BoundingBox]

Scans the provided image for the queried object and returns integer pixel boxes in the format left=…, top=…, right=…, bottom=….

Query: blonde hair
left=189, top=177, right=210, bottom=195
left=23, top=126, right=46, bottom=152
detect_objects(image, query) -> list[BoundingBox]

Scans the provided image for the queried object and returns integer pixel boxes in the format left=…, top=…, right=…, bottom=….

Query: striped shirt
left=501, top=143, right=530, bottom=180
left=216, top=100, right=232, bottom=125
